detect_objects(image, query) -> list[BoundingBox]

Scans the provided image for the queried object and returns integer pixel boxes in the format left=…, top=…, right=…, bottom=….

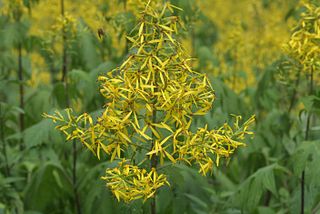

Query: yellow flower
left=101, top=160, right=169, bottom=203
left=44, top=2, right=255, bottom=202
left=284, top=3, right=320, bottom=73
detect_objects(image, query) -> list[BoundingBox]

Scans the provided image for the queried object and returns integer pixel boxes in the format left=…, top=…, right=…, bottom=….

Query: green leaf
left=185, top=194, right=208, bottom=210
left=24, top=119, right=53, bottom=148
left=301, top=95, right=320, bottom=112
left=257, top=206, right=276, bottom=214
left=52, top=82, right=67, bottom=108
left=291, top=140, right=320, bottom=176
left=25, top=88, right=52, bottom=121
left=78, top=24, right=100, bottom=70
left=24, top=162, right=72, bottom=211
left=232, top=164, right=286, bottom=211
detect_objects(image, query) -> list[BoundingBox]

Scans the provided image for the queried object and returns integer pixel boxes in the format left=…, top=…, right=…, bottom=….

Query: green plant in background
left=44, top=1, right=255, bottom=212
left=283, top=2, right=320, bottom=213
left=285, top=3, right=320, bottom=74
left=2, top=0, right=27, bottom=151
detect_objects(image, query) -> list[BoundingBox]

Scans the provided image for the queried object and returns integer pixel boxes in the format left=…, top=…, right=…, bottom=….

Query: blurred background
left=1, top=0, right=320, bottom=213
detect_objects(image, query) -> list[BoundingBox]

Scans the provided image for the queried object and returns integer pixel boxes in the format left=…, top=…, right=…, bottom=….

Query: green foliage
left=0, top=0, right=320, bottom=213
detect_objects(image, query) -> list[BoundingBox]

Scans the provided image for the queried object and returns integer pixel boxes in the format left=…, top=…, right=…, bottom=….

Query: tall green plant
left=284, top=3, right=320, bottom=213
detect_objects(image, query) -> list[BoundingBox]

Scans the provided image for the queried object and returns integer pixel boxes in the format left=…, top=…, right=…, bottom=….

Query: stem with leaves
left=72, top=138, right=81, bottom=214
left=60, top=1, right=68, bottom=85
left=150, top=107, right=158, bottom=214
left=60, top=0, right=81, bottom=213
left=123, top=0, right=129, bottom=55
left=0, top=106, right=10, bottom=176
left=288, top=68, right=302, bottom=113
left=150, top=65, right=159, bottom=214
left=301, top=67, right=314, bottom=214
left=18, top=43, right=24, bottom=151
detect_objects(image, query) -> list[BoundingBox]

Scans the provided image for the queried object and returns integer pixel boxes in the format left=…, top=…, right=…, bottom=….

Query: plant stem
left=150, top=65, right=159, bottom=214
left=190, top=24, right=195, bottom=60
left=150, top=105, right=158, bottom=214
left=123, top=0, right=127, bottom=10
left=60, top=1, right=81, bottom=213
left=263, top=191, right=271, bottom=206
left=288, top=68, right=301, bottom=113
left=73, top=139, right=82, bottom=214
left=18, top=43, right=24, bottom=151
left=232, top=47, right=237, bottom=91
left=0, top=106, right=10, bottom=176
left=301, top=67, right=314, bottom=214
left=61, top=0, right=68, bottom=85
left=123, top=0, right=129, bottom=55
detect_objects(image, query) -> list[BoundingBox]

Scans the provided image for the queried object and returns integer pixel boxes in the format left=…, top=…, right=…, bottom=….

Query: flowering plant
left=44, top=1, right=255, bottom=203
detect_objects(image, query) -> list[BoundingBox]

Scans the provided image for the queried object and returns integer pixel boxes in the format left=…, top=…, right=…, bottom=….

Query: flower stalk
left=60, top=0, right=81, bottom=213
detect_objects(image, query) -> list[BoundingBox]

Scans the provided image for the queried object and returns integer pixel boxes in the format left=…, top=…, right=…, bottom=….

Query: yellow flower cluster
left=0, top=0, right=27, bottom=20
left=101, top=160, right=169, bottom=203
left=198, top=0, right=293, bottom=92
left=45, top=2, right=255, bottom=203
left=284, top=3, right=320, bottom=72
left=177, top=115, right=255, bottom=175
left=27, top=53, right=51, bottom=88
left=43, top=108, right=133, bottom=160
